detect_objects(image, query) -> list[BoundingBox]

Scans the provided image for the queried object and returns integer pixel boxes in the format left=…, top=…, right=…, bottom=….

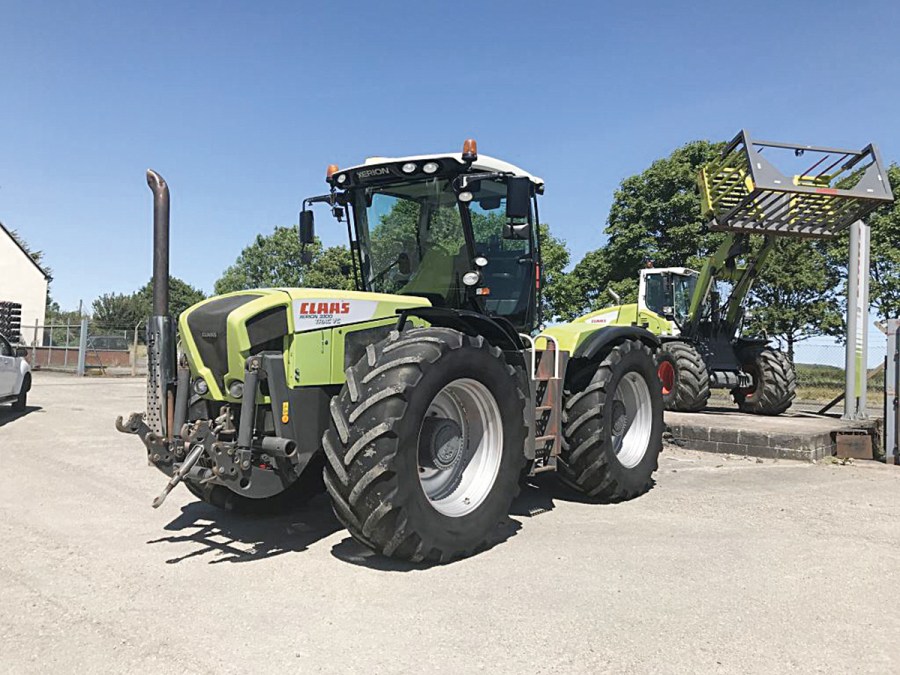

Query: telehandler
left=583, top=131, right=893, bottom=415
left=117, top=140, right=665, bottom=562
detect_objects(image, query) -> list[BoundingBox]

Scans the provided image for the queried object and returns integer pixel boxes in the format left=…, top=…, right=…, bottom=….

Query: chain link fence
left=12, top=319, right=896, bottom=417
left=19, top=321, right=148, bottom=376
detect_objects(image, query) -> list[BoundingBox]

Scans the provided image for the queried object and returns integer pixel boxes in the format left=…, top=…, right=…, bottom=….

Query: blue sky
left=2, top=0, right=898, bottom=318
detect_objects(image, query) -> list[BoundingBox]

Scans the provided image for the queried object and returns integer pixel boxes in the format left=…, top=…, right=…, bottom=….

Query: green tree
left=91, top=293, right=145, bottom=330
left=565, top=141, right=725, bottom=318
left=823, top=164, right=900, bottom=325
left=214, top=225, right=353, bottom=294
left=215, top=226, right=353, bottom=293
left=745, top=239, right=843, bottom=361
left=537, top=223, right=571, bottom=321
left=134, top=276, right=207, bottom=321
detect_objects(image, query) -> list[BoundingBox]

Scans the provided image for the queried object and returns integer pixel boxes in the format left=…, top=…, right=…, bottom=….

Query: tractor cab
left=301, top=140, right=545, bottom=334
left=638, top=267, right=698, bottom=332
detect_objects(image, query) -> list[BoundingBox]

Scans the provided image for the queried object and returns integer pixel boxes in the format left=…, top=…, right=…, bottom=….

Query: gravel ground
left=1, top=373, right=899, bottom=674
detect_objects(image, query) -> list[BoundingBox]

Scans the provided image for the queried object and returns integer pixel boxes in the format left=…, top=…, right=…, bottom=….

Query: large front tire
left=560, top=339, right=663, bottom=500
left=322, top=327, right=528, bottom=563
left=656, top=341, right=710, bottom=412
left=732, top=346, right=796, bottom=415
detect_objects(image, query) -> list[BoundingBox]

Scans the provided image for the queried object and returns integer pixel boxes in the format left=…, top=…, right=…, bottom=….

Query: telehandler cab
left=587, top=131, right=893, bottom=415
left=118, top=140, right=664, bottom=562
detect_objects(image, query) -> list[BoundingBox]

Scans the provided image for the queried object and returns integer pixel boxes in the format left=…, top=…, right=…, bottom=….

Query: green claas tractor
left=593, top=130, right=893, bottom=415
left=117, top=139, right=665, bottom=562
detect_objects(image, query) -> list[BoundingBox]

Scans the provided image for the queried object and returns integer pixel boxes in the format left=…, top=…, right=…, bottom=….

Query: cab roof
left=344, top=152, right=545, bottom=188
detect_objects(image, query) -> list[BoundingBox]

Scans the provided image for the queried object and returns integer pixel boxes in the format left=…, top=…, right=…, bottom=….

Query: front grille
left=186, top=294, right=260, bottom=390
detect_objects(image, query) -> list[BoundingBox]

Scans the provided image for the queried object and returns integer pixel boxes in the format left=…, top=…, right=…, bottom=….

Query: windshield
left=644, top=272, right=697, bottom=324
left=350, top=177, right=534, bottom=324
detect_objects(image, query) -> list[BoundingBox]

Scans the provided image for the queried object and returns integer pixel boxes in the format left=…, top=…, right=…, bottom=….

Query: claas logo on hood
left=297, top=301, right=351, bottom=316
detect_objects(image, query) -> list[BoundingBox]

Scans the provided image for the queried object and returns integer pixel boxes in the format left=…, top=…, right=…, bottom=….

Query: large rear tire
left=560, top=339, right=663, bottom=500
left=322, top=327, right=528, bottom=563
left=656, top=341, right=709, bottom=412
left=732, top=346, right=796, bottom=415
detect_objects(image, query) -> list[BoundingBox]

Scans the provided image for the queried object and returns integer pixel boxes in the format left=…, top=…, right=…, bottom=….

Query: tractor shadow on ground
left=0, top=405, right=42, bottom=428
left=330, top=473, right=645, bottom=572
left=149, top=493, right=341, bottom=565
left=151, top=473, right=654, bottom=568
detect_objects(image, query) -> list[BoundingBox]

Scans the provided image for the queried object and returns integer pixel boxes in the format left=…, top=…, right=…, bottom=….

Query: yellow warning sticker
left=281, top=401, right=289, bottom=424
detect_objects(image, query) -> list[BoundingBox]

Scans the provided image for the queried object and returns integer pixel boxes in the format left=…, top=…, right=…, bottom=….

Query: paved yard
left=1, top=373, right=899, bottom=674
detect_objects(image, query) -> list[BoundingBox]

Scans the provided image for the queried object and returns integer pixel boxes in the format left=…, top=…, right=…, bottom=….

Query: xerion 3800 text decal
left=292, top=299, right=378, bottom=331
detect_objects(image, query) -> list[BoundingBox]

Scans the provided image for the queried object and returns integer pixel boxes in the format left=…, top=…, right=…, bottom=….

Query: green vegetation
left=214, top=225, right=353, bottom=295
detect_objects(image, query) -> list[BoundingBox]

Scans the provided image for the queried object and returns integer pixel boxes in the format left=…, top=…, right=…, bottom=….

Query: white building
left=0, top=221, right=51, bottom=342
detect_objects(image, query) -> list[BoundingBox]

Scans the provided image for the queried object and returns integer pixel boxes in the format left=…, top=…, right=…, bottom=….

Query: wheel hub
left=611, top=399, right=628, bottom=436
left=420, top=416, right=464, bottom=471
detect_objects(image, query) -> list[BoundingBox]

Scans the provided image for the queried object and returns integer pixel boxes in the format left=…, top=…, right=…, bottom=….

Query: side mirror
left=398, top=252, right=411, bottom=275
left=299, top=210, right=315, bottom=245
left=503, top=176, right=532, bottom=241
left=15, top=347, right=28, bottom=358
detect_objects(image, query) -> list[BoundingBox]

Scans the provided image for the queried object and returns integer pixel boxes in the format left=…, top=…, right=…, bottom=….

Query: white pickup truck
left=0, top=334, right=31, bottom=409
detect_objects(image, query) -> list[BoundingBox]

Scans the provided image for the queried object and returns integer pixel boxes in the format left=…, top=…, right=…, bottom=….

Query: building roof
left=0, top=221, right=52, bottom=280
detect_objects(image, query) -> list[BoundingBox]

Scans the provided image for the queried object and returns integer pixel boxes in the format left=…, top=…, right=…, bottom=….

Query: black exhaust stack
left=146, top=170, right=177, bottom=439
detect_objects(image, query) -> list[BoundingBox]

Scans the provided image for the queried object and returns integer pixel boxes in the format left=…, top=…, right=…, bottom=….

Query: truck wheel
left=656, top=341, right=709, bottom=412
left=560, top=339, right=663, bottom=500
left=732, top=346, right=796, bottom=415
left=323, top=327, right=527, bottom=563
left=12, top=374, right=30, bottom=410
left=183, top=455, right=326, bottom=514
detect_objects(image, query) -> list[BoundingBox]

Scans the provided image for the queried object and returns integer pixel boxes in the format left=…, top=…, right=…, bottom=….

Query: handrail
left=518, top=333, right=537, bottom=379
left=538, top=333, right=561, bottom=379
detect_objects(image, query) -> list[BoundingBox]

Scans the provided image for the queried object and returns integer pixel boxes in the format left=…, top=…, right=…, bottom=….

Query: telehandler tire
left=732, top=346, right=796, bottom=415
left=656, top=341, right=709, bottom=412
left=183, top=455, right=326, bottom=514
left=560, top=339, right=663, bottom=500
left=322, top=327, right=528, bottom=563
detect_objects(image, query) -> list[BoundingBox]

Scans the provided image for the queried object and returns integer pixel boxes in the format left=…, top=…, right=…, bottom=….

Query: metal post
left=131, top=321, right=140, bottom=377
left=885, top=320, right=899, bottom=465
left=844, top=220, right=869, bottom=420
left=860, top=223, right=870, bottom=414
left=47, top=324, right=53, bottom=367
left=64, top=318, right=70, bottom=367
left=32, top=319, right=38, bottom=363
left=76, top=317, right=88, bottom=377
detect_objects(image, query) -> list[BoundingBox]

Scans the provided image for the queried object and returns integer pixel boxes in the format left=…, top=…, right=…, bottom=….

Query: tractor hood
left=178, top=288, right=430, bottom=400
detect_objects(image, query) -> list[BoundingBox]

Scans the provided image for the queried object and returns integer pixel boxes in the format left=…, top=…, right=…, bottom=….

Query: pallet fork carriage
left=599, top=130, right=894, bottom=416
left=118, top=140, right=664, bottom=562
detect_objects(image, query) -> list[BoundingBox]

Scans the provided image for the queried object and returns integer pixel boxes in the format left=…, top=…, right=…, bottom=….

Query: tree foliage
left=214, top=225, right=353, bottom=294
left=563, top=141, right=725, bottom=319
left=745, top=239, right=843, bottom=360
left=822, top=164, right=900, bottom=325
left=91, top=276, right=205, bottom=330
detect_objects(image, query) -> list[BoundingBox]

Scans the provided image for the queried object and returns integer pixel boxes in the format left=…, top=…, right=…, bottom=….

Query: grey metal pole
left=47, top=324, right=53, bottom=367
left=844, top=221, right=861, bottom=419
left=64, top=318, right=70, bottom=367
left=76, top=317, right=88, bottom=377
left=886, top=320, right=898, bottom=464
left=32, top=319, right=38, bottom=363
left=859, top=222, right=871, bottom=416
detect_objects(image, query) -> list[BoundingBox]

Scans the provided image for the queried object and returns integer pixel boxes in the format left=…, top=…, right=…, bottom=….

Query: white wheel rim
left=417, top=378, right=503, bottom=517
left=611, top=371, right=653, bottom=468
